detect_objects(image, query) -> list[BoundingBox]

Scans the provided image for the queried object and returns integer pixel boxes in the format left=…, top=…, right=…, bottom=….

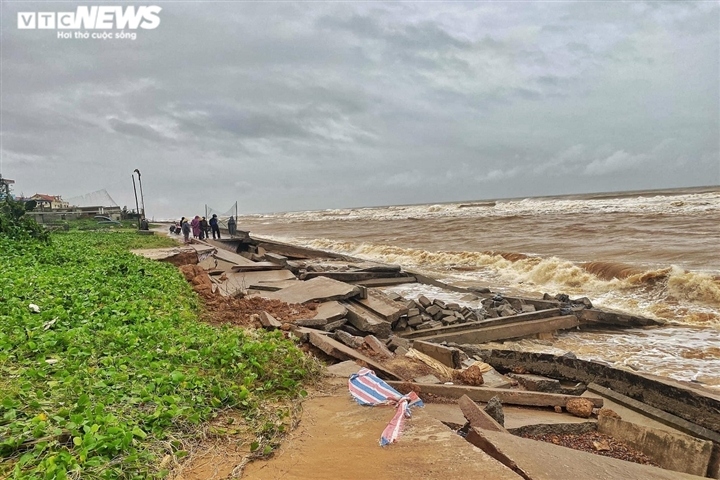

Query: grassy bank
left=0, top=231, right=315, bottom=479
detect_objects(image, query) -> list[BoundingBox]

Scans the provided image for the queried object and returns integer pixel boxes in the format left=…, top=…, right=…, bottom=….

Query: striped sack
left=348, top=367, right=424, bottom=446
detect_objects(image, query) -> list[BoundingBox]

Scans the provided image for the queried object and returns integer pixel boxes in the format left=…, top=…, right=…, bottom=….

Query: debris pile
left=519, top=431, right=659, bottom=466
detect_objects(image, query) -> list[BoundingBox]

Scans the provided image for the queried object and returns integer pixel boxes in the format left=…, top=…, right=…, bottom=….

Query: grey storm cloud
left=1, top=1, right=718, bottom=218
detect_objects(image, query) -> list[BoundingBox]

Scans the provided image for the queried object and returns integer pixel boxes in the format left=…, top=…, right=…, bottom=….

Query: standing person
left=227, top=216, right=237, bottom=236
left=190, top=215, right=201, bottom=239
left=199, top=216, right=209, bottom=240
left=181, top=218, right=191, bottom=243
left=209, top=214, right=221, bottom=239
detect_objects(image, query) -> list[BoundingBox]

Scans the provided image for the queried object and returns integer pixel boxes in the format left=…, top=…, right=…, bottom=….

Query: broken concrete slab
left=323, top=318, right=347, bottom=332
left=480, top=369, right=514, bottom=389
left=458, top=395, right=507, bottom=433
left=388, top=382, right=603, bottom=408
left=313, top=301, right=347, bottom=322
left=350, top=276, right=417, bottom=287
left=247, top=279, right=300, bottom=291
left=212, top=248, right=262, bottom=267
left=230, top=262, right=285, bottom=272
left=258, top=311, right=282, bottom=329
left=326, top=360, right=363, bottom=378
left=308, top=331, right=401, bottom=380
left=262, top=277, right=362, bottom=304
left=215, top=270, right=296, bottom=297
left=363, top=335, right=394, bottom=359
left=412, top=340, right=463, bottom=369
left=295, top=318, right=329, bottom=328
left=485, top=350, right=720, bottom=437
left=334, top=330, right=364, bottom=349
left=355, top=289, right=409, bottom=322
left=132, top=246, right=206, bottom=266
left=587, top=383, right=720, bottom=444
left=412, top=315, right=579, bottom=344
left=343, top=301, right=392, bottom=338
left=507, top=373, right=562, bottom=393
left=402, top=308, right=562, bottom=339
left=579, top=308, right=665, bottom=327
left=264, top=252, right=288, bottom=267
left=303, top=271, right=407, bottom=282
left=465, top=428, right=704, bottom=480
left=597, top=415, right=713, bottom=477
left=289, top=326, right=331, bottom=343
left=352, top=262, right=403, bottom=273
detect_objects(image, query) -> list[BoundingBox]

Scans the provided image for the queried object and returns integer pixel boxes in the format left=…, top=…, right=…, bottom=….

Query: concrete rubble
left=142, top=235, right=716, bottom=479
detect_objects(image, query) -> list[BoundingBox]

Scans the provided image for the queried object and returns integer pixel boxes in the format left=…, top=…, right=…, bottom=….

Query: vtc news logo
left=17, top=6, right=162, bottom=30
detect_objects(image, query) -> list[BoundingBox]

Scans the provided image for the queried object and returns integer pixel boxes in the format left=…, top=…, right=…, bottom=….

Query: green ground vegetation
left=0, top=226, right=316, bottom=479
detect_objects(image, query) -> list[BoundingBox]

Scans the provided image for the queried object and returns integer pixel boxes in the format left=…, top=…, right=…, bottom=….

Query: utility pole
left=133, top=169, right=145, bottom=219
left=131, top=174, right=140, bottom=228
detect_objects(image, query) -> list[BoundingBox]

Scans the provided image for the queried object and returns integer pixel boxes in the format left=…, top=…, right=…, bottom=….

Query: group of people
left=170, top=214, right=238, bottom=243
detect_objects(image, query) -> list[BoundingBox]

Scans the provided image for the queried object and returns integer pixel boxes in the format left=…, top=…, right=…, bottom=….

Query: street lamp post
left=131, top=174, right=141, bottom=228
left=133, top=169, right=145, bottom=219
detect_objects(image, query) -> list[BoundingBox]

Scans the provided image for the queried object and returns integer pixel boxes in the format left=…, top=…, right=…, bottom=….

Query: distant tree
left=0, top=174, right=11, bottom=201
left=0, top=195, right=49, bottom=242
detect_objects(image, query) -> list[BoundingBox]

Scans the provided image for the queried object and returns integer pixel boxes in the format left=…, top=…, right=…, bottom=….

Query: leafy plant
left=0, top=231, right=314, bottom=479
left=0, top=196, right=49, bottom=243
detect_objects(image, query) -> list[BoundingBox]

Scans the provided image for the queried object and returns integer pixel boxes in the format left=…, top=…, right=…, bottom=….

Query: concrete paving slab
left=421, top=403, right=468, bottom=427
left=326, top=360, right=363, bottom=378
left=344, top=301, right=392, bottom=337
left=262, top=277, right=361, bottom=304
left=467, top=428, right=706, bottom=480
left=388, top=382, right=603, bottom=408
left=247, top=279, right=300, bottom=291
left=212, top=248, right=258, bottom=266
left=313, top=301, right=347, bottom=322
left=215, top=270, right=296, bottom=297
left=243, top=382, right=522, bottom=480
left=356, top=289, right=409, bottom=322
left=419, top=315, right=579, bottom=344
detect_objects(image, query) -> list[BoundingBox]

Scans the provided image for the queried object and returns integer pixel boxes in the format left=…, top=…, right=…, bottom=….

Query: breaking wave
left=297, top=237, right=720, bottom=326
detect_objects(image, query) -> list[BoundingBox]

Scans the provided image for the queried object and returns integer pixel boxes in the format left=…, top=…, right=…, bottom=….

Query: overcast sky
left=2, top=1, right=718, bottom=218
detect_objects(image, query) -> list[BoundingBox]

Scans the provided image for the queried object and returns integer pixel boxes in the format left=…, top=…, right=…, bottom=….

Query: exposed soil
left=201, top=295, right=315, bottom=327
left=519, top=431, right=659, bottom=466
left=177, top=262, right=316, bottom=327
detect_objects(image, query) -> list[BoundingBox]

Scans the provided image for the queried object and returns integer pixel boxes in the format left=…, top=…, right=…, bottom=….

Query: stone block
left=426, top=305, right=442, bottom=316
left=418, top=295, right=432, bottom=308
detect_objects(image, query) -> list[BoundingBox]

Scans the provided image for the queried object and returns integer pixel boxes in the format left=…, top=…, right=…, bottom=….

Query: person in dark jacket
left=199, top=217, right=209, bottom=240
left=228, top=216, right=237, bottom=236
left=209, top=214, right=221, bottom=239
left=181, top=219, right=191, bottom=243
